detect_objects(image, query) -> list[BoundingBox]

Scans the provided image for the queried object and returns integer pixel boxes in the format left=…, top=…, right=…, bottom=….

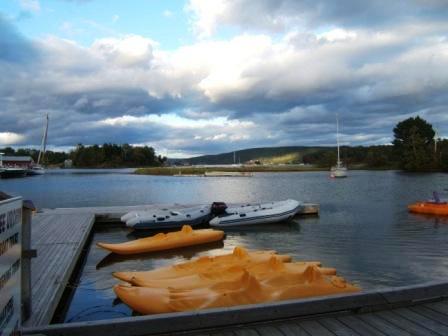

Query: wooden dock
left=21, top=205, right=448, bottom=336
left=23, top=212, right=95, bottom=327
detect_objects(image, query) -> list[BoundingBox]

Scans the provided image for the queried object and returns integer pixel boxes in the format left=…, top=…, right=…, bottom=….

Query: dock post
left=21, top=200, right=37, bottom=322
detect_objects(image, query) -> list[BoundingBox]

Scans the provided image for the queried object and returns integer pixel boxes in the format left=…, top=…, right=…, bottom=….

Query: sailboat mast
left=336, top=114, right=341, bottom=164
left=37, top=113, right=49, bottom=165
left=233, top=151, right=236, bottom=164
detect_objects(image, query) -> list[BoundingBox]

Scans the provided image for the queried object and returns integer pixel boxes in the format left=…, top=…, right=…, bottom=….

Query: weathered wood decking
left=21, top=205, right=448, bottom=336
left=24, top=212, right=95, bottom=327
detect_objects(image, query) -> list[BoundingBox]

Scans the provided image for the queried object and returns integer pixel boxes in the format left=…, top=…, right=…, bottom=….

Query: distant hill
left=171, top=146, right=332, bottom=165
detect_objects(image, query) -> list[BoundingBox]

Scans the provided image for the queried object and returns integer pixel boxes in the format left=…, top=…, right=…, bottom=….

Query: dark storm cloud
left=0, top=15, right=38, bottom=63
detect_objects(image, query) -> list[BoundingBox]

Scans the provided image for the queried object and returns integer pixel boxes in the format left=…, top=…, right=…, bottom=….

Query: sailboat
left=330, top=115, right=347, bottom=178
left=28, top=113, right=49, bottom=176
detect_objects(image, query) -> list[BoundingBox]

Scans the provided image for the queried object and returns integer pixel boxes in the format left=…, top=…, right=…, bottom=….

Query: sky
left=0, top=0, right=447, bottom=158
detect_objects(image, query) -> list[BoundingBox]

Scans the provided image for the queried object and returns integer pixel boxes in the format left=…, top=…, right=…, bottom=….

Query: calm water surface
left=2, top=169, right=448, bottom=322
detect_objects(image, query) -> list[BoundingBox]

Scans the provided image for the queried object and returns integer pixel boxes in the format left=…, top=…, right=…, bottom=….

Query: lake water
left=2, top=169, right=448, bottom=323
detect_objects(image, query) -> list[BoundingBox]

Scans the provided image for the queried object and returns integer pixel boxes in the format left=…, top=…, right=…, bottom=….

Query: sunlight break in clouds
left=97, top=114, right=254, bottom=130
left=0, top=132, right=26, bottom=146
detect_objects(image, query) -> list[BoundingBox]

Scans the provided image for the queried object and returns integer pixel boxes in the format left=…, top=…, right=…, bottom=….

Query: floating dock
left=22, top=204, right=448, bottom=336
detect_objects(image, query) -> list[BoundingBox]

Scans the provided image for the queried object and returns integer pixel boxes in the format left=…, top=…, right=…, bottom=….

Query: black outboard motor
left=211, top=202, right=228, bottom=216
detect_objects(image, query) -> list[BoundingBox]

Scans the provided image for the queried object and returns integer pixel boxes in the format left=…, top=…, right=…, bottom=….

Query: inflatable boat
left=408, top=201, right=448, bottom=216
left=97, top=225, right=224, bottom=255
left=122, top=205, right=212, bottom=229
left=209, top=199, right=301, bottom=227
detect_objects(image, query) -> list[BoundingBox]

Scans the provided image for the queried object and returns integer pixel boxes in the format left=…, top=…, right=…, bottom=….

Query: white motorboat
left=330, top=114, right=347, bottom=178
left=209, top=199, right=301, bottom=227
left=27, top=165, right=45, bottom=176
left=122, top=205, right=213, bottom=229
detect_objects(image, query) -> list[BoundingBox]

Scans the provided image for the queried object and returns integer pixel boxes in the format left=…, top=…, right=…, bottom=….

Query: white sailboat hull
left=330, top=166, right=347, bottom=178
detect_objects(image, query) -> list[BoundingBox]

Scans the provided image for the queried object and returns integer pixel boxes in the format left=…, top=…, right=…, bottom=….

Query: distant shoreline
left=134, top=165, right=394, bottom=176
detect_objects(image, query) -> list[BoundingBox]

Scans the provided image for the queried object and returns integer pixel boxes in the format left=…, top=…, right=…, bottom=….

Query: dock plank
left=425, top=301, right=448, bottom=315
left=277, top=322, right=311, bottom=336
left=393, top=307, right=448, bottom=335
left=233, top=328, right=260, bottom=336
left=24, top=212, right=95, bottom=327
left=409, top=306, right=448, bottom=327
left=299, top=320, right=335, bottom=336
left=337, top=316, right=387, bottom=336
left=358, top=314, right=411, bottom=336
left=374, top=310, right=439, bottom=336
left=319, top=318, right=360, bottom=336
left=255, top=325, right=284, bottom=336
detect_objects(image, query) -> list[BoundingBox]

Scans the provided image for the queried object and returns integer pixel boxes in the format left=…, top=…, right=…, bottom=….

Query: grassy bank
left=135, top=165, right=326, bottom=175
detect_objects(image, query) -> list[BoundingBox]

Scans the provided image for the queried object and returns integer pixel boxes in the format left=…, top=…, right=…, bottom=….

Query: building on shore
left=0, top=155, right=34, bottom=169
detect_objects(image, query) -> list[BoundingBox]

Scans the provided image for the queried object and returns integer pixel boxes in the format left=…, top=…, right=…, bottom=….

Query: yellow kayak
left=114, top=265, right=359, bottom=314
left=97, top=225, right=224, bottom=255
left=113, top=246, right=292, bottom=282
left=129, top=256, right=337, bottom=288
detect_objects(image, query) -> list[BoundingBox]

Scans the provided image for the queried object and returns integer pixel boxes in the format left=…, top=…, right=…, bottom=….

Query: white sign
left=0, top=197, right=22, bottom=336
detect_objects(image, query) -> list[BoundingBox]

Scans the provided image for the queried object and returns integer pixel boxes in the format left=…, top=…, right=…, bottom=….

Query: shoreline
left=134, top=165, right=395, bottom=176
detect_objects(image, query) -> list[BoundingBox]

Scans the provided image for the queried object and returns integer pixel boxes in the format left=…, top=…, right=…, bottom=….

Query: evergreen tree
left=393, top=116, right=435, bottom=171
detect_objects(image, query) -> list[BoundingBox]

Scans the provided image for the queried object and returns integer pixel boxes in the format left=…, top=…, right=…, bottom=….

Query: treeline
left=302, top=145, right=397, bottom=168
left=70, top=144, right=166, bottom=168
left=0, top=144, right=167, bottom=168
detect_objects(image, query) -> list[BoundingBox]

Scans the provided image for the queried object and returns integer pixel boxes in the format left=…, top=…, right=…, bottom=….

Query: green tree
left=393, top=116, right=435, bottom=171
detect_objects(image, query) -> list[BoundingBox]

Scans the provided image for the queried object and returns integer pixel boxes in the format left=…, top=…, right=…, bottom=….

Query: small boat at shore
left=122, top=205, right=213, bottom=229
left=0, top=167, right=27, bottom=178
left=97, top=225, right=224, bottom=255
left=209, top=199, right=301, bottom=227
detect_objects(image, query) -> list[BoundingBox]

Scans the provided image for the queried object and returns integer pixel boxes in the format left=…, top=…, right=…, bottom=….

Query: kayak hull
left=97, top=225, right=224, bottom=255
left=113, top=261, right=359, bottom=314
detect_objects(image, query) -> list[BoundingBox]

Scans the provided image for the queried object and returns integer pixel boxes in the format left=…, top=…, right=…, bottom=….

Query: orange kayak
left=97, top=225, right=224, bottom=255
left=114, top=265, right=359, bottom=314
left=408, top=202, right=448, bottom=216
left=113, top=247, right=292, bottom=282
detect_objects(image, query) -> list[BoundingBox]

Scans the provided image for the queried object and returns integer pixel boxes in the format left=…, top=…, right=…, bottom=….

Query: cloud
left=0, top=132, right=26, bottom=146
left=1, top=3, right=448, bottom=156
left=19, top=0, right=40, bottom=13
left=187, top=0, right=448, bottom=37
left=163, top=10, right=173, bottom=18
left=0, top=15, right=39, bottom=63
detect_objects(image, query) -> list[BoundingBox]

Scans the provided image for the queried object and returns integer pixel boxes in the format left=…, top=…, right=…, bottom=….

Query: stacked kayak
left=97, top=225, right=224, bottom=255
left=408, top=201, right=448, bottom=216
left=210, top=199, right=301, bottom=227
left=121, top=205, right=212, bottom=229
left=113, top=247, right=360, bottom=314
